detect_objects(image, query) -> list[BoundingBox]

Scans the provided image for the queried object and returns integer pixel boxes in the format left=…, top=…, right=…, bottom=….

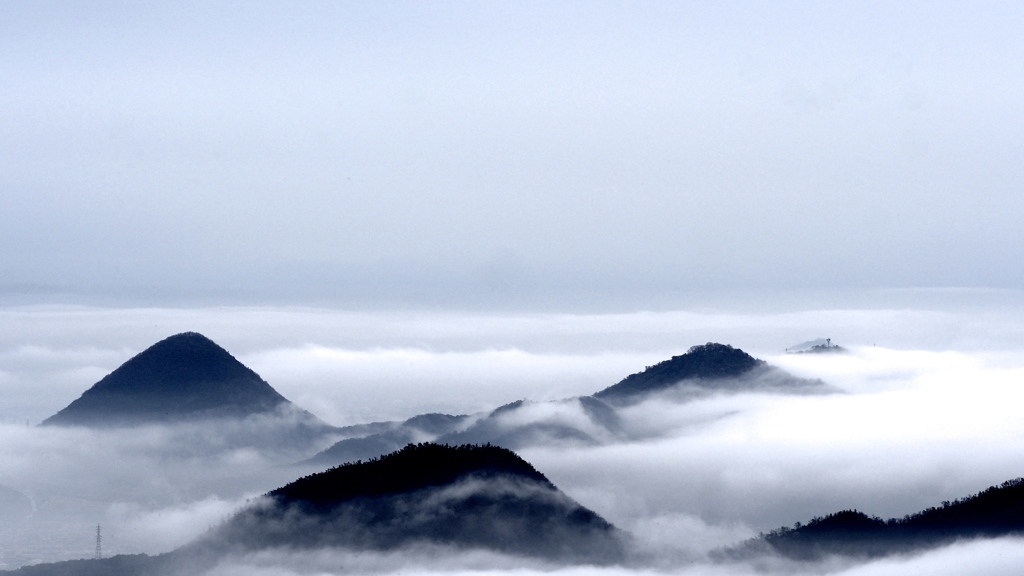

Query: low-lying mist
left=124, top=536, right=1024, bottom=576
left=0, top=418, right=332, bottom=567
left=2, top=300, right=1024, bottom=573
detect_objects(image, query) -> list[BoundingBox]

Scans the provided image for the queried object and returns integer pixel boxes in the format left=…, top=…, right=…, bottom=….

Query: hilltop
left=41, top=332, right=324, bottom=428
left=218, top=443, right=625, bottom=562
left=593, top=342, right=766, bottom=400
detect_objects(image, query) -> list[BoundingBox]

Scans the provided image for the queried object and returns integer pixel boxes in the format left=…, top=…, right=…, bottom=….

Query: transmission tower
left=95, top=524, right=102, bottom=559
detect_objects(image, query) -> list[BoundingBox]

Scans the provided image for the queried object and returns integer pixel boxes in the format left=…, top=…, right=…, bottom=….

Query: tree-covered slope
left=593, top=343, right=766, bottom=400
left=220, top=443, right=625, bottom=562
left=756, top=478, right=1024, bottom=559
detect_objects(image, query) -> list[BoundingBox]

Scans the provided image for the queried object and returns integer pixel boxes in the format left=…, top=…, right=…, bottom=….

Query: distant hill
left=1, top=554, right=165, bottom=576
left=307, top=343, right=829, bottom=468
left=304, top=413, right=469, bottom=468
left=220, top=443, right=625, bottom=562
left=436, top=397, right=611, bottom=448
left=303, top=396, right=618, bottom=469
left=795, top=344, right=846, bottom=354
left=738, top=477, right=1024, bottom=560
left=593, top=342, right=817, bottom=401
left=41, top=332, right=327, bottom=429
left=786, top=338, right=846, bottom=354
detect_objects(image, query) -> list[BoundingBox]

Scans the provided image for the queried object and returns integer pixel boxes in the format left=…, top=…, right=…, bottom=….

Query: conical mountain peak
left=42, top=332, right=291, bottom=427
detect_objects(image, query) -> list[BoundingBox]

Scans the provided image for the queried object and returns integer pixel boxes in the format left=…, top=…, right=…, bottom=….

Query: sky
left=3, top=1, right=1024, bottom=308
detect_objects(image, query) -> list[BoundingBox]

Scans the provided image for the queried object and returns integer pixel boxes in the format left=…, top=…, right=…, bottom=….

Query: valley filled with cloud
left=2, top=301, right=1024, bottom=574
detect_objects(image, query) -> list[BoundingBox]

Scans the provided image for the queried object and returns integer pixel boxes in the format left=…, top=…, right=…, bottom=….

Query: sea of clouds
left=1, top=295, right=1024, bottom=573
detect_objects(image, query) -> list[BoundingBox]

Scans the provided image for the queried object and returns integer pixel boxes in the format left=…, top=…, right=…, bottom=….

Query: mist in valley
left=2, top=302, right=1024, bottom=574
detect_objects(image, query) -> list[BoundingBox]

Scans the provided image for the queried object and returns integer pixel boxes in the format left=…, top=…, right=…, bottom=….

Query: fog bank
left=2, top=302, right=1024, bottom=571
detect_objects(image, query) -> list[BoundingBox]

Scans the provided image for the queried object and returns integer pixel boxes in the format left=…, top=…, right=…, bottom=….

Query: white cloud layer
left=1, top=302, right=1024, bottom=572
left=167, top=536, right=1024, bottom=576
left=4, top=297, right=1024, bottom=423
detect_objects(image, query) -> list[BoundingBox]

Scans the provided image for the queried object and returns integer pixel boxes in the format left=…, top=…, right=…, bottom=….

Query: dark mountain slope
left=594, top=343, right=764, bottom=400
left=219, top=443, right=626, bottom=562
left=745, top=477, right=1024, bottom=560
left=41, top=333, right=316, bottom=427
left=277, top=442, right=550, bottom=507
left=3, top=444, right=624, bottom=575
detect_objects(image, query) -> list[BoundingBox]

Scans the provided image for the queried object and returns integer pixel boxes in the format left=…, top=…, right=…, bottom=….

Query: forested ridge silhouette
left=594, top=342, right=765, bottom=399
left=218, top=442, right=625, bottom=561
left=758, top=477, right=1024, bottom=559
left=273, top=442, right=552, bottom=510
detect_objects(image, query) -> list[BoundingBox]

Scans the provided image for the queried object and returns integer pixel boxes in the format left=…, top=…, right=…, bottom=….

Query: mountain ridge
left=306, top=342, right=827, bottom=467
left=732, top=477, right=1024, bottom=560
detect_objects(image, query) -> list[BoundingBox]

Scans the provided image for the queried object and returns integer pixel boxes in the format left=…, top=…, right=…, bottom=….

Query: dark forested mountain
left=741, top=477, right=1024, bottom=560
left=592, top=342, right=826, bottom=404
left=221, top=443, right=625, bottom=562
left=3, top=444, right=624, bottom=575
left=593, top=343, right=765, bottom=400
left=278, top=442, right=552, bottom=505
left=41, top=332, right=325, bottom=427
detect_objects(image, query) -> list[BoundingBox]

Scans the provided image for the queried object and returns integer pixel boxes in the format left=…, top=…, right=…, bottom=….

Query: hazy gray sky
left=3, top=1, right=1023, bottom=307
